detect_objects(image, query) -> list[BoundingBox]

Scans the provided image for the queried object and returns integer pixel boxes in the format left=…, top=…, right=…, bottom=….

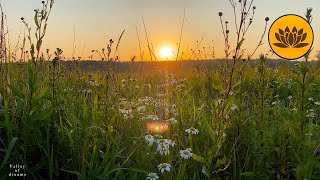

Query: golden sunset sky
left=3, top=0, right=320, bottom=61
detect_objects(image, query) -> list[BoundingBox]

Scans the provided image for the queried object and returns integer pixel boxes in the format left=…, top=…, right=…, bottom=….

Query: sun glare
left=159, top=46, right=174, bottom=60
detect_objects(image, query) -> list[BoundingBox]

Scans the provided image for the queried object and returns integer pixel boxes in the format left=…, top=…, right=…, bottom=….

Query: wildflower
left=180, top=148, right=193, bottom=159
left=123, top=113, right=134, bottom=119
left=185, top=127, right=199, bottom=135
left=121, top=79, right=126, bottom=83
left=309, top=97, right=314, bottom=101
left=85, top=79, right=98, bottom=86
left=168, top=117, right=177, bottom=124
left=144, top=114, right=159, bottom=121
left=146, top=172, right=159, bottom=180
left=287, top=95, right=293, bottom=100
left=229, top=91, right=234, bottom=96
left=218, top=98, right=222, bottom=104
left=145, top=135, right=155, bottom=146
left=156, top=139, right=175, bottom=155
left=99, top=150, right=104, bottom=158
left=306, top=109, right=315, bottom=118
left=157, top=163, right=171, bottom=173
left=119, top=108, right=132, bottom=115
left=137, top=106, right=146, bottom=113
left=167, top=139, right=175, bottom=147
left=314, top=101, right=320, bottom=105
left=231, top=104, right=237, bottom=111
left=157, top=142, right=170, bottom=155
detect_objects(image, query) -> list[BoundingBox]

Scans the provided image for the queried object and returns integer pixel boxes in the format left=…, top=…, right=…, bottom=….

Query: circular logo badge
left=268, top=14, right=314, bottom=60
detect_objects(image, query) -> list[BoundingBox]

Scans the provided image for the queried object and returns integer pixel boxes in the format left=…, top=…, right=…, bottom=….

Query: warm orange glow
left=146, top=121, right=169, bottom=133
left=159, top=46, right=174, bottom=60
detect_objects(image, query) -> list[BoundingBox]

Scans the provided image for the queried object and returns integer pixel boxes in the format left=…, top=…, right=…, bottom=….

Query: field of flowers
left=1, top=56, right=320, bottom=179
left=1, top=0, right=320, bottom=179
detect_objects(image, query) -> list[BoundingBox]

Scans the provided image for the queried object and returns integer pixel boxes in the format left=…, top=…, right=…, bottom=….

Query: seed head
left=42, top=1, right=45, bottom=4
left=226, top=30, right=230, bottom=34
left=253, top=6, right=256, bottom=10
left=265, top=17, right=269, bottom=22
left=225, top=21, right=228, bottom=24
left=218, top=12, right=223, bottom=17
left=21, top=17, right=24, bottom=21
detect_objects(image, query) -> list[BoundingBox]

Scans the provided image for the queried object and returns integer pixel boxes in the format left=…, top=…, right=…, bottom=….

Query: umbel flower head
left=273, top=26, right=308, bottom=48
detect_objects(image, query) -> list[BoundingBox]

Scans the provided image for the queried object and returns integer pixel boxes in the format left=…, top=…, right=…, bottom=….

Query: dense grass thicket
left=1, top=0, right=320, bottom=179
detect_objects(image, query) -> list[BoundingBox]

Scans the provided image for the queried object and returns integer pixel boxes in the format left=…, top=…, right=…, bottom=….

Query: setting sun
left=159, top=46, right=175, bottom=60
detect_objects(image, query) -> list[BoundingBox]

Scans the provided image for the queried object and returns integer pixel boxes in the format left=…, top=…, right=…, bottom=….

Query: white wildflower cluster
left=119, top=108, right=133, bottom=119
left=138, top=96, right=154, bottom=106
left=167, top=117, right=177, bottom=124
left=230, top=104, right=237, bottom=111
left=85, top=79, right=99, bottom=86
left=185, top=127, right=199, bottom=135
left=63, top=88, right=73, bottom=92
left=143, top=114, right=159, bottom=121
left=144, top=134, right=175, bottom=156
left=139, top=73, right=204, bottom=177
left=121, top=77, right=139, bottom=88
left=156, top=138, right=175, bottom=155
left=306, top=109, right=315, bottom=118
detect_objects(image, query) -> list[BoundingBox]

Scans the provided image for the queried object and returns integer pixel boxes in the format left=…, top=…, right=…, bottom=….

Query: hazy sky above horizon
left=3, top=0, right=320, bottom=60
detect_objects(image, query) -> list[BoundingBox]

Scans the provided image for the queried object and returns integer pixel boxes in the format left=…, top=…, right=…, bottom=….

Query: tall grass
left=0, top=0, right=320, bottom=179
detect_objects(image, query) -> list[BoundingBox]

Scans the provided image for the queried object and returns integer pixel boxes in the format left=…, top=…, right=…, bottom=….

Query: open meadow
left=1, top=0, right=320, bottom=179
